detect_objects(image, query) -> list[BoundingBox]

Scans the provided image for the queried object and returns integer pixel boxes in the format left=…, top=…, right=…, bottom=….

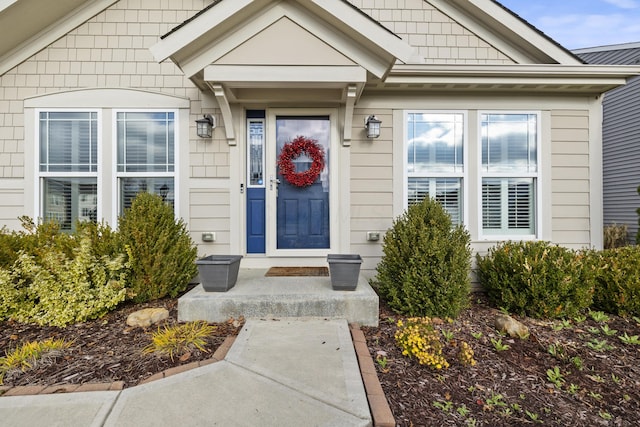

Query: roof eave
left=383, top=64, right=640, bottom=94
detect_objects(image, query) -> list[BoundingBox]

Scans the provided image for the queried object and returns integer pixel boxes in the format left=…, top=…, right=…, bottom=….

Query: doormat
left=265, top=267, right=329, bottom=277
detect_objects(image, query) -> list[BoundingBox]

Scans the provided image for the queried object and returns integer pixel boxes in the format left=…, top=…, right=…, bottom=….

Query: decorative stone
left=126, top=308, right=169, bottom=328
left=494, top=314, right=529, bottom=339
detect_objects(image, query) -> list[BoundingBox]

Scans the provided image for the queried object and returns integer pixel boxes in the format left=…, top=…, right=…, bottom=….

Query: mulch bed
left=363, top=296, right=640, bottom=426
left=0, top=292, right=243, bottom=389
left=3, top=291, right=640, bottom=427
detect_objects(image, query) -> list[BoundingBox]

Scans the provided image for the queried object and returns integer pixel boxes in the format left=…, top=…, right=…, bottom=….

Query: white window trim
left=35, top=108, right=102, bottom=227
left=477, top=110, right=542, bottom=241
left=402, top=110, right=469, bottom=226
left=112, top=109, right=180, bottom=220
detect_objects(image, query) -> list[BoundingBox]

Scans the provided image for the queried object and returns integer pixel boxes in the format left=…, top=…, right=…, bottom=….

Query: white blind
left=409, top=177, right=462, bottom=225
left=42, top=178, right=97, bottom=231
left=39, top=112, right=97, bottom=173
left=482, top=178, right=535, bottom=234
left=117, top=112, right=175, bottom=172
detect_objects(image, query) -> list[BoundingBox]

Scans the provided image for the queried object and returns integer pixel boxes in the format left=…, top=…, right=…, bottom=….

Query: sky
left=497, top=0, right=640, bottom=50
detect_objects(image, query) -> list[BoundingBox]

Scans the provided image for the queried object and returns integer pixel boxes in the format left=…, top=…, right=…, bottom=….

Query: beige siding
left=349, top=109, right=394, bottom=272
left=347, top=0, right=515, bottom=64
left=0, top=0, right=230, bottom=230
left=189, top=187, right=231, bottom=254
left=0, top=180, right=24, bottom=230
left=551, top=110, right=592, bottom=248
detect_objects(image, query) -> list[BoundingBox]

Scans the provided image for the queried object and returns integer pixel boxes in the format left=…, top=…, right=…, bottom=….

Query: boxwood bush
left=590, top=246, right=640, bottom=317
left=118, top=192, right=197, bottom=303
left=373, top=197, right=472, bottom=318
left=476, top=241, right=593, bottom=319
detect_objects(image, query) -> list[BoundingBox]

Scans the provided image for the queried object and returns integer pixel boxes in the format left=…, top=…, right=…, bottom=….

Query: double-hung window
left=39, top=111, right=98, bottom=231
left=406, top=112, right=465, bottom=224
left=480, top=113, right=539, bottom=237
left=116, top=111, right=175, bottom=213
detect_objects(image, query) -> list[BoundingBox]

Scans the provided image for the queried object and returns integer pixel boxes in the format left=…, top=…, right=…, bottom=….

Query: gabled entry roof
left=151, top=0, right=418, bottom=143
left=151, top=0, right=416, bottom=83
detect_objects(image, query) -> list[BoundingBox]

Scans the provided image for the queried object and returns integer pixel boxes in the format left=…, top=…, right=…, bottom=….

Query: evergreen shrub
left=0, top=229, right=127, bottom=326
left=590, top=246, right=640, bottom=317
left=373, top=197, right=471, bottom=318
left=118, top=193, right=197, bottom=303
left=0, top=217, right=75, bottom=269
left=0, top=227, right=21, bottom=269
left=476, top=241, right=593, bottom=319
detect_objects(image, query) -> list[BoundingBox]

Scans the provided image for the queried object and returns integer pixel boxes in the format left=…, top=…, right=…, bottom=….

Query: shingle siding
left=347, top=0, right=516, bottom=64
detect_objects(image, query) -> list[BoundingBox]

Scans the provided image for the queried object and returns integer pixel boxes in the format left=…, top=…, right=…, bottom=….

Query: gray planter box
left=327, top=254, right=362, bottom=291
left=196, top=255, right=243, bottom=292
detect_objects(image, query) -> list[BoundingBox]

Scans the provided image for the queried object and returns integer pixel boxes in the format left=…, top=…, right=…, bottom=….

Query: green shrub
left=476, top=241, right=593, bottom=319
left=373, top=197, right=471, bottom=318
left=0, top=217, right=76, bottom=269
left=118, top=192, right=197, bottom=303
left=76, top=220, right=121, bottom=259
left=0, top=227, right=22, bottom=269
left=590, top=246, right=640, bottom=317
left=0, top=229, right=127, bottom=327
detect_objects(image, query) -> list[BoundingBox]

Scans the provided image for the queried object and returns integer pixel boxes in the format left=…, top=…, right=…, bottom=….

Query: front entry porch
left=178, top=269, right=380, bottom=326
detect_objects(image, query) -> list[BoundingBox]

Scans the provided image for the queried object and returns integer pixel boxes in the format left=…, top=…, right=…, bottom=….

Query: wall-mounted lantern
left=196, top=114, right=216, bottom=138
left=364, top=114, right=381, bottom=138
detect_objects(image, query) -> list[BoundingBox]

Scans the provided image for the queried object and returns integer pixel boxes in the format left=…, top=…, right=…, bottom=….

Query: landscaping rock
left=494, top=314, right=529, bottom=339
left=126, top=308, right=169, bottom=328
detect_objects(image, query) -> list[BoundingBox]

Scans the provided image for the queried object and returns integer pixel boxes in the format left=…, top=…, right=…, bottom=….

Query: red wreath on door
left=277, top=136, right=325, bottom=187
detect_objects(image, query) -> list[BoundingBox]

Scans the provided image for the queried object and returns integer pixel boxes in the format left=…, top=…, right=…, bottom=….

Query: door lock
left=269, top=176, right=281, bottom=190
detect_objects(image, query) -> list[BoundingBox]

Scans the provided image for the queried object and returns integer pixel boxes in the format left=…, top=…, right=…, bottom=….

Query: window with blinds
left=39, top=112, right=98, bottom=231
left=116, top=111, right=176, bottom=213
left=406, top=112, right=464, bottom=225
left=481, top=113, right=538, bottom=237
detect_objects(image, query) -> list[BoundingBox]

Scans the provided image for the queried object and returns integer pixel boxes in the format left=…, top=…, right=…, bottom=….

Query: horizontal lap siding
left=350, top=110, right=393, bottom=274
left=0, top=180, right=24, bottom=230
left=190, top=186, right=230, bottom=254
left=601, top=77, right=640, bottom=243
left=551, top=110, right=591, bottom=248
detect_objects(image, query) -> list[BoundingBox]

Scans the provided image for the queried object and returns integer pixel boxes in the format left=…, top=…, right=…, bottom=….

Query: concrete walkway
left=0, top=318, right=380, bottom=427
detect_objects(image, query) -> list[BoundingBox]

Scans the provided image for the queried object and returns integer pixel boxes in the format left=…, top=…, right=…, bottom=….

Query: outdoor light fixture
left=196, top=114, right=216, bottom=138
left=364, top=114, right=381, bottom=138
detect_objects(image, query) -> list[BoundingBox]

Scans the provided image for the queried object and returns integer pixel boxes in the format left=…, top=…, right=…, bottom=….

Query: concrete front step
left=178, top=269, right=379, bottom=326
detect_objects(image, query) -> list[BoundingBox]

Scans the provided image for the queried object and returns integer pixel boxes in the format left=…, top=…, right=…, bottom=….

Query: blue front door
left=276, top=116, right=330, bottom=249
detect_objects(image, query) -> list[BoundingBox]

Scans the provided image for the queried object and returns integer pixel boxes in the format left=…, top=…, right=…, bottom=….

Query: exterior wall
left=349, top=110, right=394, bottom=272
left=347, top=0, right=516, bottom=64
left=575, top=47, right=640, bottom=244
left=350, top=96, right=597, bottom=276
left=551, top=110, right=594, bottom=249
left=0, top=0, right=233, bottom=254
left=601, top=79, right=640, bottom=243
left=0, top=0, right=604, bottom=273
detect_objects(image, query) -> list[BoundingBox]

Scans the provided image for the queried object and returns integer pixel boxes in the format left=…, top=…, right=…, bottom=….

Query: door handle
left=270, top=176, right=281, bottom=190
